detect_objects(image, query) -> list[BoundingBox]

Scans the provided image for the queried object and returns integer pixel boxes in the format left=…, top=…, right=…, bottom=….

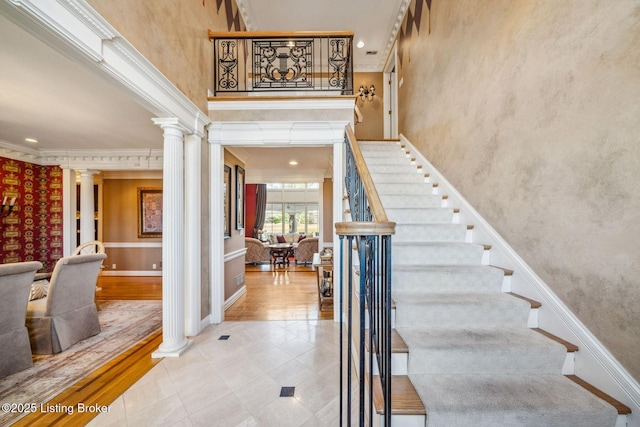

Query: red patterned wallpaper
left=0, top=157, right=63, bottom=272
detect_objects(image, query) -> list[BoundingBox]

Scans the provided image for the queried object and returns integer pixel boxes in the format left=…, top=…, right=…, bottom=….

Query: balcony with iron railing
left=207, top=31, right=353, bottom=96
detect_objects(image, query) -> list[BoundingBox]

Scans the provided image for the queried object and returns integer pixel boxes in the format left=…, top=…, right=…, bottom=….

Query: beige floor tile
left=253, top=394, right=314, bottom=427
left=91, top=320, right=344, bottom=427
left=188, top=393, right=253, bottom=427
left=232, top=374, right=281, bottom=414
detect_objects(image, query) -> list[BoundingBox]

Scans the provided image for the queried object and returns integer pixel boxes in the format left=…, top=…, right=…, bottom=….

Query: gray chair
left=245, top=237, right=271, bottom=264
left=0, top=261, right=42, bottom=378
left=294, top=237, right=319, bottom=264
left=26, top=253, right=107, bottom=354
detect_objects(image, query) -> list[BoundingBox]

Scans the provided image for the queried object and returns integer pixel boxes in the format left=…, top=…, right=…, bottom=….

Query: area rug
left=0, top=300, right=162, bottom=426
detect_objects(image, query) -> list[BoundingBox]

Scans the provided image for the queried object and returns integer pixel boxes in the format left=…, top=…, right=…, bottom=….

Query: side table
left=312, top=253, right=333, bottom=309
left=269, top=243, right=293, bottom=268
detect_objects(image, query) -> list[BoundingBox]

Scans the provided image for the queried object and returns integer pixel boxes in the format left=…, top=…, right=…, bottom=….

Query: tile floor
left=89, top=320, right=348, bottom=426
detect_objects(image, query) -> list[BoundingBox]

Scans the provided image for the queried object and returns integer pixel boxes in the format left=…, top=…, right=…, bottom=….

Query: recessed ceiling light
left=25, top=138, right=39, bottom=143
left=356, top=41, right=365, bottom=49
left=289, top=160, right=298, bottom=166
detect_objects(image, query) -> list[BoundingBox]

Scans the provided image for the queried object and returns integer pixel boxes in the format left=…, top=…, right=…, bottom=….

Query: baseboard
left=224, top=285, right=246, bottom=311
left=400, top=134, right=640, bottom=423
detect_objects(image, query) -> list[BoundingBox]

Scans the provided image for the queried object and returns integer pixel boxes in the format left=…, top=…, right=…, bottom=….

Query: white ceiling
left=0, top=1, right=407, bottom=175
left=0, top=9, right=162, bottom=153
left=236, top=0, right=408, bottom=72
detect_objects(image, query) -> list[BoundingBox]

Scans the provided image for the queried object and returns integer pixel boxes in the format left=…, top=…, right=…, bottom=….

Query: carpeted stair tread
left=394, top=224, right=467, bottom=242
left=375, top=183, right=435, bottom=195
left=393, top=242, right=486, bottom=265
left=395, top=326, right=567, bottom=375
left=361, top=156, right=411, bottom=165
left=370, top=172, right=425, bottom=184
left=379, top=194, right=444, bottom=208
left=386, top=207, right=454, bottom=223
left=367, top=164, right=422, bottom=174
left=408, top=373, right=618, bottom=427
left=393, top=291, right=531, bottom=328
left=393, top=265, right=506, bottom=293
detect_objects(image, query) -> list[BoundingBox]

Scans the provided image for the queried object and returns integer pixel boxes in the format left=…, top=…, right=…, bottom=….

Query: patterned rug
left=0, top=300, right=162, bottom=426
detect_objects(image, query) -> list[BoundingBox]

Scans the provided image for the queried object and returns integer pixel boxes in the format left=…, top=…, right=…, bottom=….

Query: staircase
left=357, top=140, right=629, bottom=426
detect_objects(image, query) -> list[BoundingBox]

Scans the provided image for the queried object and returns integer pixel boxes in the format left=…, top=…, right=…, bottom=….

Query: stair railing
left=337, top=126, right=395, bottom=426
left=208, top=30, right=353, bottom=95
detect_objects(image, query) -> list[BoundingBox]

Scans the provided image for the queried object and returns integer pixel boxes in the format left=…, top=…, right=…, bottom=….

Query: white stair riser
left=386, top=208, right=454, bottom=223
left=375, top=183, right=434, bottom=195
left=407, top=347, right=565, bottom=375
left=371, top=174, right=425, bottom=185
left=394, top=224, right=467, bottom=242
left=392, top=266, right=505, bottom=293
left=379, top=195, right=443, bottom=209
left=367, top=164, right=422, bottom=174
left=393, top=244, right=485, bottom=266
left=394, top=301, right=530, bottom=328
left=362, top=156, right=411, bottom=165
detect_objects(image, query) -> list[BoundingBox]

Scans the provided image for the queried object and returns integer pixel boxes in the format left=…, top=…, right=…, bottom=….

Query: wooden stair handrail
left=208, top=30, right=354, bottom=41
left=335, top=221, right=396, bottom=237
left=344, top=126, right=391, bottom=225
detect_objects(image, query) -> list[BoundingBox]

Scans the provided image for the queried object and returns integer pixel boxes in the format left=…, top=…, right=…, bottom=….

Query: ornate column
left=152, top=118, right=190, bottom=357
left=78, top=169, right=99, bottom=245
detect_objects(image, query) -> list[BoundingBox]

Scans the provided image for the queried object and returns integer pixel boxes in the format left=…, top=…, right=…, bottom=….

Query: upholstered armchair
left=0, top=261, right=42, bottom=378
left=26, top=253, right=107, bottom=354
left=245, top=237, right=271, bottom=264
left=294, top=237, right=318, bottom=264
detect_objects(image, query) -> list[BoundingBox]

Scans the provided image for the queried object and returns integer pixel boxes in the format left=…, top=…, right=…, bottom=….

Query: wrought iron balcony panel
left=210, top=31, right=353, bottom=95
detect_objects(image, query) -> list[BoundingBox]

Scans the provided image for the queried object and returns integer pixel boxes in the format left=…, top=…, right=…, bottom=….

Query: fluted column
left=208, top=129, right=224, bottom=324
left=78, top=169, right=99, bottom=245
left=184, top=133, right=202, bottom=336
left=61, top=168, right=77, bottom=256
left=152, top=118, right=190, bottom=357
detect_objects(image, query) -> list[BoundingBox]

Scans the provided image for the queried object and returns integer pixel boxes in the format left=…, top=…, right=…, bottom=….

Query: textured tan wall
left=323, top=178, right=333, bottom=245
left=102, top=178, right=162, bottom=272
left=104, top=247, right=162, bottom=272
left=354, top=72, right=385, bottom=140
left=103, top=179, right=162, bottom=243
left=87, top=0, right=244, bottom=112
left=397, top=0, right=640, bottom=381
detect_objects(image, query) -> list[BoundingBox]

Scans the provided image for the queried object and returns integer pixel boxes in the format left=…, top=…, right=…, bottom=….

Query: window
left=264, top=202, right=283, bottom=234
left=264, top=183, right=320, bottom=235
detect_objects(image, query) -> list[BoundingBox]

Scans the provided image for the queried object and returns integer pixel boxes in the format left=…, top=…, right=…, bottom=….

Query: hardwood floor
left=16, top=264, right=330, bottom=425
left=96, top=275, right=162, bottom=300
left=226, top=262, right=334, bottom=321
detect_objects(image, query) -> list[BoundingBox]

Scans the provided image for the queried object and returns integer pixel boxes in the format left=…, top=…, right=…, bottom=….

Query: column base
left=151, top=338, right=192, bottom=358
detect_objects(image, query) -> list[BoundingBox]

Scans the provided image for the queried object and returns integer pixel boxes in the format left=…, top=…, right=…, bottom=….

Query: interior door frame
left=383, top=41, right=399, bottom=139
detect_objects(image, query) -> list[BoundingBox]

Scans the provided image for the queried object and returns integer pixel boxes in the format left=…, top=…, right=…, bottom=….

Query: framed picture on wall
left=224, top=165, right=231, bottom=238
left=236, top=165, right=245, bottom=230
left=138, top=188, right=163, bottom=238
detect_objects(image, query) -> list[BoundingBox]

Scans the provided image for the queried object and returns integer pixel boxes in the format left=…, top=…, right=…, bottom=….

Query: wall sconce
left=1, top=196, right=16, bottom=218
left=358, top=84, right=375, bottom=102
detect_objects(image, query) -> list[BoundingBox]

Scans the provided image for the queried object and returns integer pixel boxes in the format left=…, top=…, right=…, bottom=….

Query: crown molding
left=5, top=0, right=209, bottom=137
left=0, top=140, right=163, bottom=170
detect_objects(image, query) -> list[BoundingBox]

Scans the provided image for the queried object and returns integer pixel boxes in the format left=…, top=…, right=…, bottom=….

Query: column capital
left=152, top=118, right=188, bottom=133
left=76, top=169, right=101, bottom=176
